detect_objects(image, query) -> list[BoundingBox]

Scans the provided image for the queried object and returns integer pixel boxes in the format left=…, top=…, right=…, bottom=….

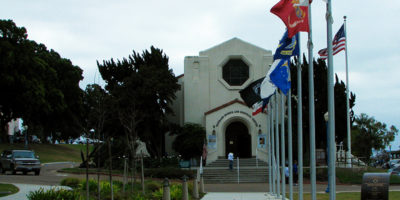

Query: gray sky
left=2, top=0, right=399, bottom=149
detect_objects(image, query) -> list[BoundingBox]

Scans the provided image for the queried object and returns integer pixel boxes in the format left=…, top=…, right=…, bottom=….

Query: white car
left=73, top=136, right=93, bottom=144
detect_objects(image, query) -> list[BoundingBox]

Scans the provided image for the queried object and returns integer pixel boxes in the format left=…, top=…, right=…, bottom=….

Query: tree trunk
left=86, top=138, right=89, bottom=200
left=108, top=138, right=114, bottom=200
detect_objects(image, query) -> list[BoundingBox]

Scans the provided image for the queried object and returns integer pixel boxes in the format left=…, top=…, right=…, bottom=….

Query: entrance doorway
left=225, top=121, right=251, bottom=158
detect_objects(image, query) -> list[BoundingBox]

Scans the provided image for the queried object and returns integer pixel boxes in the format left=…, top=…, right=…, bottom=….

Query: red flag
left=270, top=0, right=309, bottom=38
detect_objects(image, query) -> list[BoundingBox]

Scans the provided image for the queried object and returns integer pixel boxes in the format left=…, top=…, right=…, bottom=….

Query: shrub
left=146, top=181, right=162, bottom=192
left=27, top=188, right=79, bottom=200
left=152, top=188, right=163, bottom=199
left=144, top=156, right=180, bottom=168
left=170, top=184, right=183, bottom=199
left=60, top=178, right=81, bottom=189
left=99, top=181, right=121, bottom=197
left=145, top=167, right=195, bottom=179
left=79, top=179, right=98, bottom=192
left=151, top=183, right=183, bottom=200
left=131, top=193, right=147, bottom=200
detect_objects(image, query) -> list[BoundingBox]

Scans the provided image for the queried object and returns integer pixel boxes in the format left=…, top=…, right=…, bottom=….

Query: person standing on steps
left=228, top=152, right=234, bottom=170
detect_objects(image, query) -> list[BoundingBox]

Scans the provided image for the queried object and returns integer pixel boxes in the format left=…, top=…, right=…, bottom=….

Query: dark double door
left=225, top=121, right=251, bottom=158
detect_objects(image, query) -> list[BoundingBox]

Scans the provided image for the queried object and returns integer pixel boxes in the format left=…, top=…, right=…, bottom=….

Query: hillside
left=0, top=144, right=92, bottom=163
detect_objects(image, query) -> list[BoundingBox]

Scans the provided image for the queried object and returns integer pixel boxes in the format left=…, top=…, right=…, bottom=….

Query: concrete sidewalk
left=200, top=183, right=400, bottom=200
left=204, top=182, right=400, bottom=193
left=202, top=192, right=284, bottom=200
left=0, top=184, right=70, bottom=200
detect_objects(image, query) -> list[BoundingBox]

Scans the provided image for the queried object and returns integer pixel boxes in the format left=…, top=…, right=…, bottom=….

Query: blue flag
left=270, top=59, right=291, bottom=95
left=273, top=31, right=299, bottom=60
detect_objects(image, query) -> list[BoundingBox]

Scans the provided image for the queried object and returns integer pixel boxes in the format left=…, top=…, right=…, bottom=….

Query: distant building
left=166, top=38, right=276, bottom=164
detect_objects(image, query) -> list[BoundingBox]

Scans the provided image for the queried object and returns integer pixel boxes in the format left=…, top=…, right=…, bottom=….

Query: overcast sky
left=2, top=0, right=399, bottom=149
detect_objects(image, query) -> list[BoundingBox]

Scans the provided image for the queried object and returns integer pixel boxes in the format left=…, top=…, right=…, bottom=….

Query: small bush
left=151, top=183, right=183, bottom=200
left=99, top=181, right=121, bottom=197
left=146, top=181, right=162, bottom=192
left=170, top=184, right=183, bottom=200
left=145, top=167, right=195, bottom=179
left=79, top=179, right=98, bottom=192
left=131, top=193, right=147, bottom=200
left=60, top=178, right=81, bottom=189
left=144, top=156, right=180, bottom=168
left=27, top=188, right=79, bottom=200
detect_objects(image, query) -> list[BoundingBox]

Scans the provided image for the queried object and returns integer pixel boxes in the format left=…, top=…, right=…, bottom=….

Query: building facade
left=167, top=38, right=275, bottom=164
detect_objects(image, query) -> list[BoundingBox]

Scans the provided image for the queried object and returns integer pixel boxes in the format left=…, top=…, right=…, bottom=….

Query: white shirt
left=228, top=153, right=234, bottom=161
left=285, top=167, right=289, bottom=177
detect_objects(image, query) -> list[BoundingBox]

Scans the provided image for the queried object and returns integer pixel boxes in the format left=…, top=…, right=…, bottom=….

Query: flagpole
left=280, top=92, right=286, bottom=200
left=297, top=34, right=304, bottom=200
left=288, top=89, right=293, bottom=200
left=270, top=100, right=276, bottom=196
left=326, top=1, right=336, bottom=199
left=307, top=2, right=317, bottom=200
left=275, top=94, right=281, bottom=198
left=297, top=61, right=304, bottom=200
left=268, top=111, right=273, bottom=193
left=344, top=16, right=352, bottom=168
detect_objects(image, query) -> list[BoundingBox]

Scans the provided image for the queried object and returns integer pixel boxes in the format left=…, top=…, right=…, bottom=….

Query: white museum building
left=167, top=38, right=276, bottom=164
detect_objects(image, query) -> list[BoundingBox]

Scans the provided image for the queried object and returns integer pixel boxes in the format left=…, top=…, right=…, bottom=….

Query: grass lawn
left=304, top=167, right=400, bottom=185
left=291, top=191, right=400, bottom=200
left=0, top=183, right=19, bottom=197
left=0, top=143, right=94, bottom=163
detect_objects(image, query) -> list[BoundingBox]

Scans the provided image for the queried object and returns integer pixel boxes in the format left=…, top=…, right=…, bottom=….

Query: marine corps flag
left=270, top=0, right=310, bottom=38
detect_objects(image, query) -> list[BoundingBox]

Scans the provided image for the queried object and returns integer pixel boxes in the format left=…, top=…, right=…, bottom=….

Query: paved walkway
left=0, top=184, right=70, bottom=200
left=202, top=192, right=284, bottom=200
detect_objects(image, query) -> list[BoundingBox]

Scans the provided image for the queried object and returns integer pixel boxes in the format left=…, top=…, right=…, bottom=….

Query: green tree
left=171, top=123, right=206, bottom=160
left=352, top=113, right=398, bottom=161
left=289, top=56, right=356, bottom=161
left=98, top=46, right=180, bottom=159
left=0, top=19, right=84, bottom=142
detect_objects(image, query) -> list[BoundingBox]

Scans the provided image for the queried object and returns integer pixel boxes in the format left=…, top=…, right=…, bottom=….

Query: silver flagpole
left=297, top=62, right=304, bottom=200
left=326, top=1, right=336, bottom=199
left=271, top=99, right=276, bottom=195
left=268, top=111, right=273, bottom=193
left=307, top=2, right=317, bottom=200
left=344, top=16, right=352, bottom=168
left=281, top=92, right=286, bottom=200
left=288, top=90, right=293, bottom=200
left=275, top=94, right=281, bottom=198
left=297, top=34, right=304, bottom=200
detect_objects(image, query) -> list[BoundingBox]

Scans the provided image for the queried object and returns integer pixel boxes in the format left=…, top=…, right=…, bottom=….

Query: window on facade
left=222, top=59, right=249, bottom=86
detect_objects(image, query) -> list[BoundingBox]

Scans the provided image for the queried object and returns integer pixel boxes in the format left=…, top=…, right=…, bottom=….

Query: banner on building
left=208, top=135, right=217, bottom=149
left=258, top=134, right=267, bottom=149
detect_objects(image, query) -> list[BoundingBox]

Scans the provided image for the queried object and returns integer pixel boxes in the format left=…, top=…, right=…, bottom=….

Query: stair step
left=202, top=158, right=270, bottom=183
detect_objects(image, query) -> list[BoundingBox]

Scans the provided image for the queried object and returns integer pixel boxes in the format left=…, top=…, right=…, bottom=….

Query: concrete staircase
left=202, top=157, right=269, bottom=183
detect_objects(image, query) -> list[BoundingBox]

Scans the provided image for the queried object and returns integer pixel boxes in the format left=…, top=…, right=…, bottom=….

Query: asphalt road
left=0, top=162, right=78, bottom=185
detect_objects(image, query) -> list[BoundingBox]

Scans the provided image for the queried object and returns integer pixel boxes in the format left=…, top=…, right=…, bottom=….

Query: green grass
left=0, top=183, right=19, bottom=197
left=303, top=167, right=400, bottom=185
left=291, top=191, right=400, bottom=200
left=0, top=144, right=93, bottom=163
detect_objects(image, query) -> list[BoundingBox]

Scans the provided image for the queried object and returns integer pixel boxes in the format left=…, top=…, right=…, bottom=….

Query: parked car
left=0, top=150, right=41, bottom=175
left=389, top=159, right=400, bottom=168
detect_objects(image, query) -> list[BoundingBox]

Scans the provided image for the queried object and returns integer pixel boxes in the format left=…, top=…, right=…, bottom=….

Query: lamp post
left=24, top=125, right=28, bottom=149
left=324, top=112, right=329, bottom=193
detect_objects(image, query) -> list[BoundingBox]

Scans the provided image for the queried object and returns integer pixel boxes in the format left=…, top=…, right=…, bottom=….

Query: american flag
left=318, top=24, right=346, bottom=60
